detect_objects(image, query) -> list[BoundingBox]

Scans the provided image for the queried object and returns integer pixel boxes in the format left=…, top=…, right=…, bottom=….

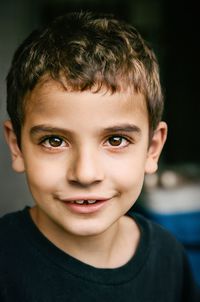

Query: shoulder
left=129, top=212, right=200, bottom=300
left=0, top=208, right=24, bottom=231
left=130, top=210, right=184, bottom=251
left=0, top=210, right=20, bottom=235
left=0, top=208, right=29, bottom=252
left=128, top=210, right=189, bottom=270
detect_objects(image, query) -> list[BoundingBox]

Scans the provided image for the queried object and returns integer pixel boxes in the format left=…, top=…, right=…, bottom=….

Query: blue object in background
left=135, top=181, right=200, bottom=288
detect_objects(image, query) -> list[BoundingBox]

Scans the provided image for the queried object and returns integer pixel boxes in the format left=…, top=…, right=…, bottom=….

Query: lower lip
left=62, top=200, right=109, bottom=214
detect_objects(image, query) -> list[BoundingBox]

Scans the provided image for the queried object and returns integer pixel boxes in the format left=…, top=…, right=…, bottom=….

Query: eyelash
left=40, top=135, right=67, bottom=149
left=39, top=134, right=132, bottom=150
left=104, top=135, right=131, bottom=148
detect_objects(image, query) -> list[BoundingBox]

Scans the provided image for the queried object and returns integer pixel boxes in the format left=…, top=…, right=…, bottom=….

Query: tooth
left=87, top=200, right=96, bottom=204
left=74, top=200, right=84, bottom=204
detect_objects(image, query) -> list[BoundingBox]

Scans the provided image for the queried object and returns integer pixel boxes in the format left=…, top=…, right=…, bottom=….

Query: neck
left=30, top=207, right=140, bottom=268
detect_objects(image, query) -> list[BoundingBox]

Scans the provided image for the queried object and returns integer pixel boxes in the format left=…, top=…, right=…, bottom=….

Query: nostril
left=67, top=150, right=104, bottom=185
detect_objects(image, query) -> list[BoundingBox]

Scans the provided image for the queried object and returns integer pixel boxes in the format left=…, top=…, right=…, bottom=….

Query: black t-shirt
left=0, top=207, right=199, bottom=301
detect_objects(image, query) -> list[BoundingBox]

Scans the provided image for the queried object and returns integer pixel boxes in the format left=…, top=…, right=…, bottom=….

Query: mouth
left=60, top=197, right=110, bottom=214
left=69, top=200, right=100, bottom=205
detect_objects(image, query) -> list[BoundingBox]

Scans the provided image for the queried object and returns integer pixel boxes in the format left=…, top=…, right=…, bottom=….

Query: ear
left=4, top=120, right=25, bottom=173
left=145, top=121, right=167, bottom=174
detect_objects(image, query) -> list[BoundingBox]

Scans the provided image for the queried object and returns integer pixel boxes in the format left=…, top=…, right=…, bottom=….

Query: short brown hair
left=6, top=11, right=164, bottom=146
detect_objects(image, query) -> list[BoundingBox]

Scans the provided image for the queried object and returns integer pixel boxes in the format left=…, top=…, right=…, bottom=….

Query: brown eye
left=105, top=136, right=130, bottom=149
left=42, top=136, right=66, bottom=148
left=108, top=136, right=123, bottom=146
left=48, top=137, right=63, bottom=147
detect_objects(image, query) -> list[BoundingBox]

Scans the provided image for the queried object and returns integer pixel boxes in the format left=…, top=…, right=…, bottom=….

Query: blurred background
left=0, top=0, right=199, bottom=286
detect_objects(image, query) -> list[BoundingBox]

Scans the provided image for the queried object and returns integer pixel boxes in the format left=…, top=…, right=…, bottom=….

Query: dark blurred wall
left=163, top=0, right=200, bottom=164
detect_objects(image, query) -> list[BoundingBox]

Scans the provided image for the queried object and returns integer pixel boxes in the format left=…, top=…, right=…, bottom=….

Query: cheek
left=107, top=153, right=146, bottom=193
left=25, top=157, right=63, bottom=194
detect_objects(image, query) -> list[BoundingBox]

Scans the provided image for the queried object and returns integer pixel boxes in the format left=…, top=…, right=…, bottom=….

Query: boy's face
left=5, top=79, right=167, bottom=239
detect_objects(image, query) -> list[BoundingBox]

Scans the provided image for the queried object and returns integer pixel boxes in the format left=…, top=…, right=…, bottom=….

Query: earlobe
left=145, top=121, right=168, bottom=174
left=4, top=120, right=25, bottom=173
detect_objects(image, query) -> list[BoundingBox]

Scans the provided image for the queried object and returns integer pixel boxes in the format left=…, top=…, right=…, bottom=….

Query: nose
left=67, top=147, right=104, bottom=186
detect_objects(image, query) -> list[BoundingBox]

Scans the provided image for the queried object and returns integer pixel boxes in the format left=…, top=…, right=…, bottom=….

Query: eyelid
left=103, top=134, right=133, bottom=148
left=39, top=135, right=69, bottom=148
left=105, top=133, right=134, bottom=141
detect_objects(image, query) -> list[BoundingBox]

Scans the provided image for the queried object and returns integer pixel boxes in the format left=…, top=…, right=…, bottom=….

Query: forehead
left=24, top=78, right=148, bottom=125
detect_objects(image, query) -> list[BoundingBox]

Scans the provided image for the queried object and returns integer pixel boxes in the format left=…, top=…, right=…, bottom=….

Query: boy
left=1, top=11, right=199, bottom=301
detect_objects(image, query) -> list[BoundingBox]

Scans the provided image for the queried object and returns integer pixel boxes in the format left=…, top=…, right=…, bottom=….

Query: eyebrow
left=103, top=124, right=141, bottom=134
left=30, top=124, right=141, bottom=136
left=30, top=125, right=69, bottom=136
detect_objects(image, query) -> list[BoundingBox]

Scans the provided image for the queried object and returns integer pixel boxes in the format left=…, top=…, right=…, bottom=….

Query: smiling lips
left=61, top=198, right=110, bottom=214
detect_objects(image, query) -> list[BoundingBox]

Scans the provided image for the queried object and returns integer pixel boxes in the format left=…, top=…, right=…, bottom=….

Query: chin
left=66, top=221, right=110, bottom=238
